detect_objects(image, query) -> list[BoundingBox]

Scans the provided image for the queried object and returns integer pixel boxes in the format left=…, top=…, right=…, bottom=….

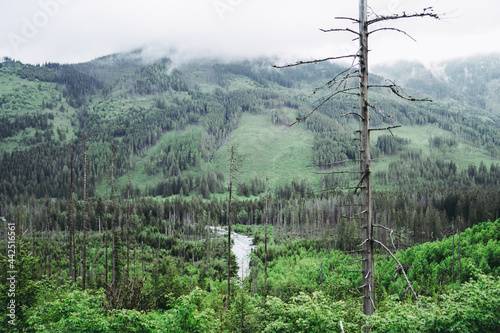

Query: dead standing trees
left=275, top=0, right=439, bottom=319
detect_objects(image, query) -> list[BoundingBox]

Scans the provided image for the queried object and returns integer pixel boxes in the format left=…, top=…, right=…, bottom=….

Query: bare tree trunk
left=272, top=3, right=439, bottom=329
left=69, top=144, right=75, bottom=285
left=227, top=145, right=235, bottom=308
left=264, top=177, right=269, bottom=300
left=458, top=225, right=461, bottom=281
left=141, top=240, right=144, bottom=277
left=134, top=232, right=137, bottom=278
left=452, top=223, right=455, bottom=283
left=111, top=142, right=116, bottom=291
left=126, top=175, right=131, bottom=279
left=359, top=0, right=376, bottom=317
left=104, top=152, right=109, bottom=284
left=83, top=133, right=88, bottom=290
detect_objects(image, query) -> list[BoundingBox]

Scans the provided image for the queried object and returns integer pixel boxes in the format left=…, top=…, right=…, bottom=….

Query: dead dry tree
left=227, top=145, right=235, bottom=308
left=82, top=133, right=88, bottom=290
left=68, top=143, right=75, bottom=285
left=274, top=0, right=440, bottom=321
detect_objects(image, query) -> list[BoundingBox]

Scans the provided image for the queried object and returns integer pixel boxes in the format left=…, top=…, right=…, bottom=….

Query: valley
left=0, top=51, right=499, bottom=332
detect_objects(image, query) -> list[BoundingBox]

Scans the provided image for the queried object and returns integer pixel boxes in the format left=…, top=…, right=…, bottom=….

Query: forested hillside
left=0, top=51, right=499, bottom=331
left=1, top=52, right=499, bottom=201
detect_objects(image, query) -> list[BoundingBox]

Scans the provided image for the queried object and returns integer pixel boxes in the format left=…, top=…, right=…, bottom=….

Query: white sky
left=1, top=0, right=499, bottom=66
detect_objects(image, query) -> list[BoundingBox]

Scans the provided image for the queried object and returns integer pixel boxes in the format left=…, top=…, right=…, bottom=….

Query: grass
left=103, top=119, right=499, bottom=199
left=212, top=112, right=320, bottom=190
left=370, top=124, right=499, bottom=172
left=104, top=112, right=320, bottom=198
left=0, top=67, right=78, bottom=152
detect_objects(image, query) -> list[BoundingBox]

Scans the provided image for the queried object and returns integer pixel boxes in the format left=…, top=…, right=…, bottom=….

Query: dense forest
left=0, top=51, right=499, bottom=331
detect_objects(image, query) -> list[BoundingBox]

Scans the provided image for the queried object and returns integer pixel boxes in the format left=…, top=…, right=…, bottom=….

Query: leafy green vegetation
left=2, top=218, right=499, bottom=332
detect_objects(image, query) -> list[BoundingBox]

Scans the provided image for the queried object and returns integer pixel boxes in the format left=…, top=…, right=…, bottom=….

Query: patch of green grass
left=213, top=112, right=319, bottom=190
left=0, top=67, right=78, bottom=151
left=224, top=75, right=262, bottom=91
left=370, top=124, right=499, bottom=171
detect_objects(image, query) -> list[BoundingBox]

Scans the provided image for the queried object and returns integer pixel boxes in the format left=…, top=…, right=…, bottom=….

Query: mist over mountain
left=373, top=53, right=500, bottom=122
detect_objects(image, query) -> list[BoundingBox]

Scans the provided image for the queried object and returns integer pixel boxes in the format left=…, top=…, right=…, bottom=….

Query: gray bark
left=359, top=0, right=376, bottom=317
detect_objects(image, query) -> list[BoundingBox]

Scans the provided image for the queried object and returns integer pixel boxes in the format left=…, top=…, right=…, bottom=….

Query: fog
left=1, top=0, right=500, bottom=66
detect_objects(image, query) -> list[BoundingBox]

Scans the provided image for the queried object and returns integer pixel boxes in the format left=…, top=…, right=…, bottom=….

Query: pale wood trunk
left=227, top=145, right=234, bottom=308
left=83, top=133, right=88, bottom=290
left=359, top=0, right=376, bottom=317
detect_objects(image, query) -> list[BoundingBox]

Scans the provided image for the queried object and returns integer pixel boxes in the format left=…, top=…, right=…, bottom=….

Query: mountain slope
left=0, top=52, right=499, bottom=200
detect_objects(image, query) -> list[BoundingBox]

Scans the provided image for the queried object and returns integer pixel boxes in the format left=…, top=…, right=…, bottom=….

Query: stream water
left=210, top=227, right=255, bottom=281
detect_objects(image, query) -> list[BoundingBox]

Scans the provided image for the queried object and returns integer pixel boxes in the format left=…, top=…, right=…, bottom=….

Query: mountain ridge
left=0, top=51, right=499, bottom=200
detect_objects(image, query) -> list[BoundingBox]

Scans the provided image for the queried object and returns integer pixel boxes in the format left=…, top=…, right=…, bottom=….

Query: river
left=210, top=227, right=255, bottom=281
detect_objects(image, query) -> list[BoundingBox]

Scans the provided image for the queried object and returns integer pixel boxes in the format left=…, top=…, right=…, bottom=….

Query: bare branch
left=354, top=125, right=402, bottom=132
left=355, top=209, right=368, bottom=217
left=367, top=9, right=440, bottom=26
left=314, top=71, right=360, bottom=94
left=341, top=111, right=364, bottom=120
left=344, top=249, right=364, bottom=254
left=373, top=224, right=402, bottom=251
left=373, top=239, right=419, bottom=300
left=342, top=92, right=361, bottom=97
left=330, top=66, right=359, bottom=83
left=314, top=74, right=359, bottom=95
left=287, top=87, right=359, bottom=126
left=373, top=224, right=396, bottom=233
left=320, top=28, right=360, bottom=36
left=308, top=185, right=365, bottom=195
left=348, top=258, right=367, bottom=265
left=368, top=27, right=417, bottom=42
left=370, top=81, right=433, bottom=102
left=354, top=170, right=371, bottom=195
left=390, top=229, right=397, bottom=252
left=312, top=52, right=362, bottom=94
left=369, top=296, right=377, bottom=311
left=357, top=238, right=370, bottom=248
left=307, top=159, right=360, bottom=168
left=366, top=101, right=392, bottom=118
left=273, top=54, right=358, bottom=69
left=315, top=170, right=362, bottom=175
left=342, top=215, right=362, bottom=220
left=334, top=16, right=360, bottom=23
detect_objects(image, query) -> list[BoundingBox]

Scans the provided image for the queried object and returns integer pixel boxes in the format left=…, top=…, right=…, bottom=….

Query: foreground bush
left=370, top=271, right=500, bottom=332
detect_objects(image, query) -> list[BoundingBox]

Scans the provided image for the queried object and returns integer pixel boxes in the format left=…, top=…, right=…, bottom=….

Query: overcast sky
left=1, top=0, right=499, bottom=67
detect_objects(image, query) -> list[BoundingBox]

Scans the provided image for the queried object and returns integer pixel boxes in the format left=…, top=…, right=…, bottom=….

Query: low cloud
left=1, top=0, right=499, bottom=66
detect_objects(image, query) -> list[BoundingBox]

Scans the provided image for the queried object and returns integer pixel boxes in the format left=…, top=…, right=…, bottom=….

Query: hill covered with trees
left=0, top=52, right=499, bottom=200
left=0, top=51, right=499, bottom=331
